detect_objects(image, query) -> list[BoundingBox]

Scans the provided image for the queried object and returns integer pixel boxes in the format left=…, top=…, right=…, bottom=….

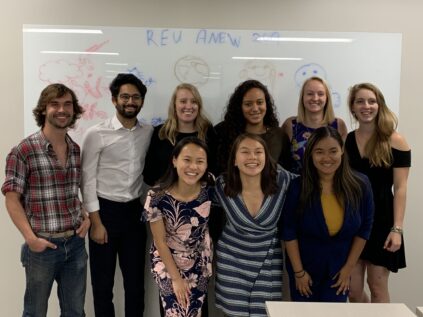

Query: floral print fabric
left=289, top=118, right=338, bottom=174
left=144, top=184, right=213, bottom=317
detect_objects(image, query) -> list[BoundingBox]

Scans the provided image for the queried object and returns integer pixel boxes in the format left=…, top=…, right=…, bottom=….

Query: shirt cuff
left=84, top=200, right=100, bottom=213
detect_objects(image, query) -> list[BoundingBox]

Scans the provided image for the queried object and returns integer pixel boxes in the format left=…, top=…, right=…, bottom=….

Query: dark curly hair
left=109, top=73, right=147, bottom=99
left=33, top=83, right=83, bottom=128
left=216, top=80, right=279, bottom=174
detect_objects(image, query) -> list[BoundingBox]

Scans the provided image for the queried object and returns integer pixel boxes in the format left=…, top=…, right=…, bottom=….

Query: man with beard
left=81, top=73, right=153, bottom=317
left=2, top=83, right=90, bottom=316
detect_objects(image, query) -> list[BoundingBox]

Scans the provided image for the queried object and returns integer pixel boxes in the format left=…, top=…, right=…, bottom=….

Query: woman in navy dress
left=281, top=126, right=374, bottom=302
left=346, top=83, right=411, bottom=303
left=281, top=76, right=347, bottom=174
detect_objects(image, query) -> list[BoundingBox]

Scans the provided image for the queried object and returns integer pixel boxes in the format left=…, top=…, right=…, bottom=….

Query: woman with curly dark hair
left=214, top=79, right=288, bottom=175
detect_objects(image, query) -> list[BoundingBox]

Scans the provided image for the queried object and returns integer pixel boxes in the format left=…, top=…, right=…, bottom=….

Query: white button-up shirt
left=81, top=115, right=153, bottom=212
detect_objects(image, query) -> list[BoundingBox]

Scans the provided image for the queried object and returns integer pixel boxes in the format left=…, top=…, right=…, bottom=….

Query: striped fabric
left=215, top=168, right=296, bottom=317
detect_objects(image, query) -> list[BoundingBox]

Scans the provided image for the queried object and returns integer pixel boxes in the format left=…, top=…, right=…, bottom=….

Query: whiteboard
left=23, top=25, right=402, bottom=144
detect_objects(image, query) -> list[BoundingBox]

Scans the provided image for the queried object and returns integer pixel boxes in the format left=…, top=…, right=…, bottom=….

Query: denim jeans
left=20, top=235, right=88, bottom=317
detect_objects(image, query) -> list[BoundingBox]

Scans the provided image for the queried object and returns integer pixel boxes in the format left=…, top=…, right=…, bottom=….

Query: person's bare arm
left=150, top=219, right=190, bottom=308
left=5, top=191, right=56, bottom=251
left=89, top=211, right=108, bottom=244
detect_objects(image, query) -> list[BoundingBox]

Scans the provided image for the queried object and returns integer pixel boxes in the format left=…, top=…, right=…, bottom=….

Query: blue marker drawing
left=331, top=91, right=341, bottom=108
left=172, top=31, right=183, bottom=44
left=294, top=63, right=342, bottom=107
left=146, top=29, right=158, bottom=46
left=195, top=29, right=241, bottom=48
left=146, top=29, right=183, bottom=47
left=127, top=67, right=156, bottom=87
left=151, top=117, right=166, bottom=127
left=294, top=63, right=327, bottom=87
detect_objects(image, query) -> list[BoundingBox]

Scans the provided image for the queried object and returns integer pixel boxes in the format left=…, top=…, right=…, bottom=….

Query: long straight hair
left=300, top=126, right=364, bottom=213
left=348, top=82, right=397, bottom=167
left=224, top=133, right=278, bottom=197
left=297, top=76, right=335, bottom=125
left=159, top=83, right=212, bottom=145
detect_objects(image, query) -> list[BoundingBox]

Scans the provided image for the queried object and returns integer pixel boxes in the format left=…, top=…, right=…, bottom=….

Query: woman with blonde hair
left=345, top=82, right=411, bottom=303
left=281, top=76, right=347, bottom=174
left=144, top=83, right=216, bottom=187
left=143, top=83, right=215, bottom=317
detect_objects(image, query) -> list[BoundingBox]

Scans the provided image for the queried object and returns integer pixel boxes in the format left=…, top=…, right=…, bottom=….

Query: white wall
left=1, top=0, right=422, bottom=316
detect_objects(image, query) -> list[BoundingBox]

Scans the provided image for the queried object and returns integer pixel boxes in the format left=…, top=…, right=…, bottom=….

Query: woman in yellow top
left=281, top=126, right=374, bottom=302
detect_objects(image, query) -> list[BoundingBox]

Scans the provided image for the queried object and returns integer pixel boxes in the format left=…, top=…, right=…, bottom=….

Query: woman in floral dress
left=144, top=137, right=214, bottom=316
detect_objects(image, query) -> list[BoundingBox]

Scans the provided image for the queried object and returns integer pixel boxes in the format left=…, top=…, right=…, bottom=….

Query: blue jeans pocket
left=20, top=243, right=28, bottom=267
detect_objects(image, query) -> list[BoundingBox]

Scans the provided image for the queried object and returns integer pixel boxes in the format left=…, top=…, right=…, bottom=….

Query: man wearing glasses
left=81, top=73, right=153, bottom=317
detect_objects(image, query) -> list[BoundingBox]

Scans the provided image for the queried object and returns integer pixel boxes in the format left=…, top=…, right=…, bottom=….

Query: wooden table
left=265, top=302, right=416, bottom=317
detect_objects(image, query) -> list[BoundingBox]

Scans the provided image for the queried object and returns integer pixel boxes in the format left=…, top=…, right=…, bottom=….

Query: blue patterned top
left=289, top=118, right=338, bottom=174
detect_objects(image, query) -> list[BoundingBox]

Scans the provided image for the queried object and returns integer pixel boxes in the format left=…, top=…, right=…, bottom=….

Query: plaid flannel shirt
left=1, top=130, right=83, bottom=233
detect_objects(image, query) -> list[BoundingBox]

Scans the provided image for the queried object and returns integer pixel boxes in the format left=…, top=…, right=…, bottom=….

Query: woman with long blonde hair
left=143, top=83, right=215, bottom=317
left=281, top=76, right=347, bottom=174
left=144, top=83, right=216, bottom=187
left=345, top=83, right=411, bottom=303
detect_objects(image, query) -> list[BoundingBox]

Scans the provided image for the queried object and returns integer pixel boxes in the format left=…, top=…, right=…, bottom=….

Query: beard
left=46, top=113, right=73, bottom=129
left=115, top=103, right=141, bottom=119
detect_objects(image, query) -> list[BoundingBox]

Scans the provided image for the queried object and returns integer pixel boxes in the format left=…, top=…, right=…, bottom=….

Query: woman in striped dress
left=214, top=133, right=296, bottom=317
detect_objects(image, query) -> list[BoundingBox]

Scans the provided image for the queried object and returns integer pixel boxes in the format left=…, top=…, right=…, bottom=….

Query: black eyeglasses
left=118, top=94, right=142, bottom=102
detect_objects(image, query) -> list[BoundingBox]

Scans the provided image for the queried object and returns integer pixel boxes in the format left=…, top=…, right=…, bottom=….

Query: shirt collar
left=111, top=115, right=141, bottom=132
left=37, top=129, right=74, bottom=152
left=35, top=130, right=49, bottom=151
